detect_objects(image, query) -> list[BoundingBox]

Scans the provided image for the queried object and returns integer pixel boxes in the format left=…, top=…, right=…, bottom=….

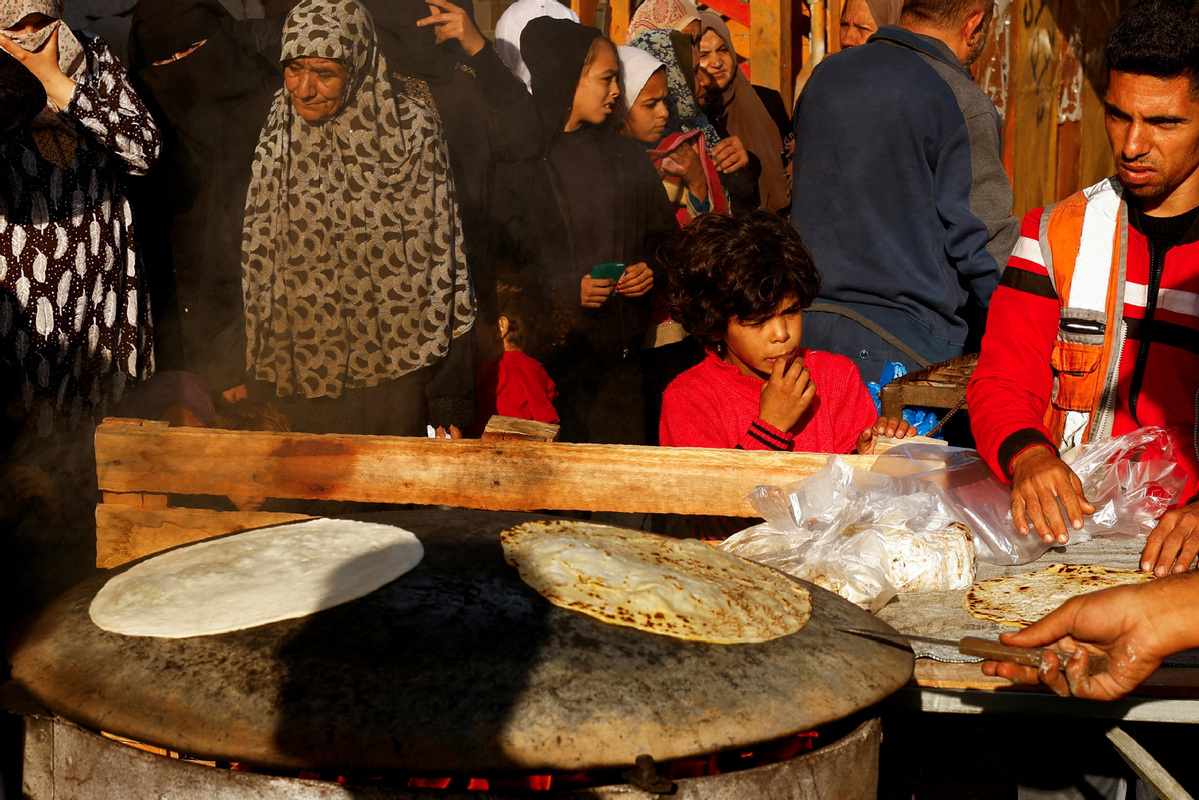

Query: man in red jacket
left=968, top=0, right=1199, bottom=576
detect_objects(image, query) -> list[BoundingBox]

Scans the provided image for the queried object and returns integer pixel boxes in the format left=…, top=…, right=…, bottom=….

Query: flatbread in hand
left=501, top=520, right=811, bottom=644
left=964, top=563, right=1154, bottom=627
left=90, top=519, right=424, bottom=638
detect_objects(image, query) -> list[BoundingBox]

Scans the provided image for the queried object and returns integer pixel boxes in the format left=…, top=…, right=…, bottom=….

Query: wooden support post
left=572, top=0, right=598, bottom=28
left=751, top=0, right=792, bottom=102
left=608, top=0, right=631, bottom=43
left=1011, top=0, right=1062, bottom=216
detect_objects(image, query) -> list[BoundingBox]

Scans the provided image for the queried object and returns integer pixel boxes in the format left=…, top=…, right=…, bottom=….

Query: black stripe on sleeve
left=747, top=426, right=789, bottom=451
left=1000, top=266, right=1058, bottom=299
left=997, top=428, right=1059, bottom=480
left=1125, top=317, right=1199, bottom=357
left=750, top=421, right=791, bottom=446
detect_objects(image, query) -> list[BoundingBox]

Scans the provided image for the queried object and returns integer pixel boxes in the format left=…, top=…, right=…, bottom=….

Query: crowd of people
left=4, top=0, right=1199, bottom=717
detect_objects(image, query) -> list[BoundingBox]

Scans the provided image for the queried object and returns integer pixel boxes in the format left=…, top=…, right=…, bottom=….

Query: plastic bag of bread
left=721, top=457, right=976, bottom=612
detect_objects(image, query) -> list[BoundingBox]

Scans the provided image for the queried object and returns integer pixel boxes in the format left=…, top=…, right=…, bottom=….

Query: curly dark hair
left=662, top=211, right=821, bottom=349
left=496, top=272, right=558, bottom=361
left=1106, top=0, right=1199, bottom=97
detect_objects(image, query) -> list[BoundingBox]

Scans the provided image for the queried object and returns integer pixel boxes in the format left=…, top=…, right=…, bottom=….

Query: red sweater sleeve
left=967, top=208, right=1061, bottom=481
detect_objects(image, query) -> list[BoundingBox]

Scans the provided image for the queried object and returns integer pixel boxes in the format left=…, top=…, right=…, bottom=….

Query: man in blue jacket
left=791, top=0, right=1018, bottom=381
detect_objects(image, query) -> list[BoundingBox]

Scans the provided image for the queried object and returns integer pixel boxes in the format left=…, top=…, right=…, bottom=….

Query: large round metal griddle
left=9, top=510, right=913, bottom=774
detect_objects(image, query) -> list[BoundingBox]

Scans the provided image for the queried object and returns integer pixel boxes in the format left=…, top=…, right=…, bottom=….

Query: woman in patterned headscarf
left=0, top=0, right=161, bottom=434
left=241, top=0, right=475, bottom=436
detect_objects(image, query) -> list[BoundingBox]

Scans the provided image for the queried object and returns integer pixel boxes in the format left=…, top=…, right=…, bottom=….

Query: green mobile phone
left=590, top=262, right=625, bottom=281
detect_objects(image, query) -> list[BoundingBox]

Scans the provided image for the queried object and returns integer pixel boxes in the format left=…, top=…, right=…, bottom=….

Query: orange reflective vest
left=1038, top=178, right=1128, bottom=450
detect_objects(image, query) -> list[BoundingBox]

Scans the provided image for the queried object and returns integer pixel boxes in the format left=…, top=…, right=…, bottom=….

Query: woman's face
left=697, top=29, right=734, bottom=92
left=4, top=13, right=54, bottom=35
left=621, top=69, right=669, bottom=144
left=566, top=41, right=620, bottom=131
left=284, top=57, right=350, bottom=122
left=839, top=0, right=878, bottom=49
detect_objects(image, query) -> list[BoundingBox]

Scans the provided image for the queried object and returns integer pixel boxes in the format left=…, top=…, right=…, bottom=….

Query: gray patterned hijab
left=242, top=0, right=474, bottom=400
left=0, top=0, right=85, bottom=80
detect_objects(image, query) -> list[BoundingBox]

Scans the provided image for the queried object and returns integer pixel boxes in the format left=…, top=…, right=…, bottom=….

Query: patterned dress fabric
left=242, top=0, right=474, bottom=400
left=0, top=33, right=160, bottom=433
left=624, top=0, right=700, bottom=43
left=0, top=0, right=86, bottom=81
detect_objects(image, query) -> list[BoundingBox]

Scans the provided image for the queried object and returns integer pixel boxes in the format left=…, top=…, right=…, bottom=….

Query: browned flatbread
left=502, top=520, right=812, bottom=644
left=964, top=563, right=1155, bottom=627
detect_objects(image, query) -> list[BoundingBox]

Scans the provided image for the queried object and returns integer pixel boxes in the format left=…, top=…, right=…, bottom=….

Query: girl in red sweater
left=659, top=212, right=911, bottom=453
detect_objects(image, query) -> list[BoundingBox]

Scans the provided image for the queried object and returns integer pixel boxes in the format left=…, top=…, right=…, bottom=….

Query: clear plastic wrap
left=720, top=458, right=977, bottom=613
left=870, top=444, right=1052, bottom=565
left=1060, top=426, right=1186, bottom=540
left=870, top=427, right=1187, bottom=561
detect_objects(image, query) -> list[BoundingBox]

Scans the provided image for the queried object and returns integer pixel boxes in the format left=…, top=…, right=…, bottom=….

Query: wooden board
left=913, top=660, right=1199, bottom=696
left=95, top=506, right=312, bottom=569
left=94, top=418, right=879, bottom=566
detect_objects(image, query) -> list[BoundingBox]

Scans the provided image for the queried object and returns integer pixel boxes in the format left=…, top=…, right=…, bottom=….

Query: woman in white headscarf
left=241, top=0, right=475, bottom=435
left=494, top=0, right=578, bottom=91
left=0, top=0, right=160, bottom=433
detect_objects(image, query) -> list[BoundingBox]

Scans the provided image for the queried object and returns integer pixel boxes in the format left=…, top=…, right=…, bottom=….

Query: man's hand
left=856, top=416, right=915, bottom=454
left=709, top=136, right=748, bottom=173
left=1009, top=444, right=1096, bottom=544
left=0, top=24, right=76, bottom=109
left=417, top=0, right=486, bottom=57
left=616, top=262, right=653, bottom=298
left=580, top=275, right=615, bottom=308
left=758, top=354, right=815, bottom=433
left=981, top=576, right=1199, bottom=700
left=1141, top=500, right=1199, bottom=576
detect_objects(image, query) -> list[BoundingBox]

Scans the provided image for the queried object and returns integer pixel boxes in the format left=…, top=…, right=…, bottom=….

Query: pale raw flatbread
left=964, top=563, right=1155, bottom=627
left=90, top=519, right=424, bottom=638
left=501, top=520, right=811, bottom=644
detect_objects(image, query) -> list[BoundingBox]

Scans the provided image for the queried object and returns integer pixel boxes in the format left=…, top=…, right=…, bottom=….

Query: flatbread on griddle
left=964, top=563, right=1154, bottom=627
left=501, top=520, right=811, bottom=644
left=90, top=519, right=424, bottom=638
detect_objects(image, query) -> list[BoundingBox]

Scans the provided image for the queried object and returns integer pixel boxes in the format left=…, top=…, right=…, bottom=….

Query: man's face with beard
left=1105, top=70, right=1199, bottom=216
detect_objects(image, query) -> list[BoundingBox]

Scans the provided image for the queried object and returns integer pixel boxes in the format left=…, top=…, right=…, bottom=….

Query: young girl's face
left=621, top=69, right=669, bottom=144
left=721, top=295, right=804, bottom=379
left=566, top=41, right=621, bottom=131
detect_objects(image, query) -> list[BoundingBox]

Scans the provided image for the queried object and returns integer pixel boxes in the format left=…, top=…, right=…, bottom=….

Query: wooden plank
left=699, top=0, right=749, bottom=29
left=95, top=505, right=312, bottom=568
left=975, top=0, right=1017, bottom=186
left=94, top=418, right=877, bottom=518
left=1107, top=727, right=1195, bottom=800
left=608, top=0, right=631, bottom=44
left=1010, top=0, right=1062, bottom=216
left=571, top=0, right=597, bottom=28
left=481, top=416, right=560, bottom=442
left=102, top=491, right=168, bottom=508
left=1054, top=0, right=1087, bottom=199
left=913, top=660, right=1199, bottom=695
left=1078, top=0, right=1126, bottom=190
left=750, top=0, right=792, bottom=101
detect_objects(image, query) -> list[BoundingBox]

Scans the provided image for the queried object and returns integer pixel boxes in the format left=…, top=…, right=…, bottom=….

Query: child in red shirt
left=659, top=212, right=911, bottom=453
left=471, top=276, right=560, bottom=437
